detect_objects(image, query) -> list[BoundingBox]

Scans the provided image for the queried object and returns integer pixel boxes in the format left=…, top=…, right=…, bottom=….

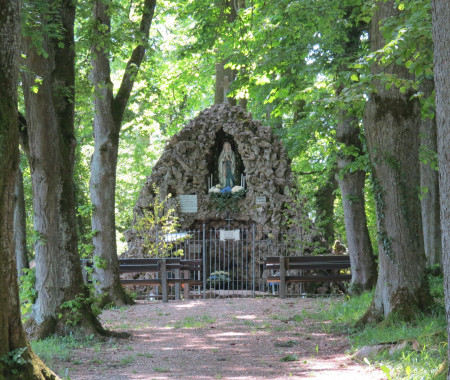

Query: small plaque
left=220, top=230, right=240, bottom=241
left=179, top=195, right=198, bottom=213
left=255, top=196, right=267, bottom=205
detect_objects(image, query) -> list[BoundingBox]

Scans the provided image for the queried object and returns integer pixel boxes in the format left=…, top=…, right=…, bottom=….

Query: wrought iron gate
left=159, top=225, right=301, bottom=299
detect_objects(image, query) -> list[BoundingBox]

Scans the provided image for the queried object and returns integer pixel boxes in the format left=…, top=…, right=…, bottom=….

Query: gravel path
left=53, top=298, right=385, bottom=379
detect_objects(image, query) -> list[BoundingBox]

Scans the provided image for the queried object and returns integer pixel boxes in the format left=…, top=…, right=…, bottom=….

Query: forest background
left=18, top=0, right=429, bottom=262
left=14, top=0, right=440, bottom=332
left=2, top=0, right=450, bottom=378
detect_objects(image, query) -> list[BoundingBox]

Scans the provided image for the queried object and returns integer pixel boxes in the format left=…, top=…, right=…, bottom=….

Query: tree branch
left=296, top=170, right=325, bottom=175
left=112, top=0, right=156, bottom=130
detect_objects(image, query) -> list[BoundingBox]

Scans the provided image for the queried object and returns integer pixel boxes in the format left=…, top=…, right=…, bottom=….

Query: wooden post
left=161, top=258, right=168, bottom=303
left=174, top=268, right=180, bottom=300
left=279, top=256, right=286, bottom=299
left=183, top=270, right=190, bottom=300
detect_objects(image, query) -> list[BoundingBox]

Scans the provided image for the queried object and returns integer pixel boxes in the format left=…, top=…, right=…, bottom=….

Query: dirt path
left=55, top=298, right=385, bottom=379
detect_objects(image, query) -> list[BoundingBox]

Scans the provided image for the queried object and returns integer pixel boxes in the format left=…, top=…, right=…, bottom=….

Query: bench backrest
left=82, top=258, right=202, bottom=274
left=265, top=255, right=351, bottom=271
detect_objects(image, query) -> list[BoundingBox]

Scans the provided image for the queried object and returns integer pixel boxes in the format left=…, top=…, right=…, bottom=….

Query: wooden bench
left=265, top=255, right=351, bottom=298
left=82, top=258, right=203, bottom=302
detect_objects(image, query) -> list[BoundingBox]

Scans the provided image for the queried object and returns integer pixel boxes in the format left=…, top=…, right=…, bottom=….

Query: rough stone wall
left=124, top=104, right=308, bottom=256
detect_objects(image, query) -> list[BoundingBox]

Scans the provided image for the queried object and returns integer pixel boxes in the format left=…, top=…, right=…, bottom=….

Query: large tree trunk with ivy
left=361, top=0, right=431, bottom=322
left=14, top=167, right=29, bottom=277
left=315, top=166, right=338, bottom=245
left=21, top=0, right=106, bottom=339
left=419, top=80, right=441, bottom=267
left=430, top=0, right=450, bottom=373
left=90, top=0, right=156, bottom=307
left=0, top=2, right=57, bottom=378
left=336, top=114, right=377, bottom=292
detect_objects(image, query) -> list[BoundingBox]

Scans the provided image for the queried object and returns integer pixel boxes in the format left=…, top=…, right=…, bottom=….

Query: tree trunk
left=430, top=0, right=450, bottom=375
left=21, top=0, right=106, bottom=339
left=315, top=167, right=338, bottom=245
left=215, top=61, right=236, bottom=105
left=336, top=115, right=377, bottom=292
left=14, top=167, right=29, bottom=277
left=214, top=0, right=246, bottom=108
left=361, top=0, right=431, bottom=322
left=90, top=0, right=156, bottom=307
left=419, top=80, right=441, bottom=267
left=0, top=1, right=57, bottom=378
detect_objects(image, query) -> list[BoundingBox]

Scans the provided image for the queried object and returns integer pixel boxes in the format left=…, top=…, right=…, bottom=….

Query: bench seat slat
left=119, top=258, right=182, bottom=264
left=266, top=255, right=350, bottom=263
left=119, top=265, right=160, bottom=273
left=266, top=264, right=350, bottom=270
left=267, top=274, right=352, bottom=283
left=121, top=279, right=203, bottom=286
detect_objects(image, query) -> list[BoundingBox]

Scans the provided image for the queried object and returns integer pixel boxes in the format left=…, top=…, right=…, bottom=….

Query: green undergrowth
left=300, top=274, right=447, bottom=379
left=31, top=333, right=103, bottom=368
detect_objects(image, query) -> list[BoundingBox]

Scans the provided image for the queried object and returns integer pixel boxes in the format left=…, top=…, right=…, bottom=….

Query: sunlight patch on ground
left=211, top=332, right=248, bottom=337
left=173, top=300, right=206, bottom=309
left=235, top=314, right=257, bottom=320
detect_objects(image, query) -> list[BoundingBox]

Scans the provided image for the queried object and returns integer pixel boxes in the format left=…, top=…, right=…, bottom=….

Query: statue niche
left=218, top=141, right=235, bottom=188
left=206, top=128, right=245, bottom=191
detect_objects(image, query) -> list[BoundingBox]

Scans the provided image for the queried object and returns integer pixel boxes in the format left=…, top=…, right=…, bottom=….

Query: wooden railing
left=82, top=258, right=202, bottom=302
left=264, top=255, right=351, bottom=298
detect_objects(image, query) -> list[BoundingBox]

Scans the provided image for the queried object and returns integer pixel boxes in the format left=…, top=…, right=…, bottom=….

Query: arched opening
left=206, top=128, right=245, bottom=190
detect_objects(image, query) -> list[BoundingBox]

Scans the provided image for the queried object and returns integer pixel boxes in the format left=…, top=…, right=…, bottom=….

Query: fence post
left=161, top=258, right=168, bottom=303
left=252, top=224, right=255, bottom=298
left=183, top=270, right=190, bottom=300
left=279, top=255, right=286, bottom=299
left=174, top=267, right=180, bottom=301
left=202, top=224, right=206, bottom=300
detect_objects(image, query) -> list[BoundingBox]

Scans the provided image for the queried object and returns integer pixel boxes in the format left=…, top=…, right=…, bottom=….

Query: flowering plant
left=231, top=186, right=244, bottom=194
left=208, top=186, right=221, bottom=194
left=208, top=184, right=246, bottom=211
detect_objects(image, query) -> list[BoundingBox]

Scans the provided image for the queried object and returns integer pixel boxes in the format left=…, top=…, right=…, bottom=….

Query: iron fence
left=145, top=225, right=305, bottom=299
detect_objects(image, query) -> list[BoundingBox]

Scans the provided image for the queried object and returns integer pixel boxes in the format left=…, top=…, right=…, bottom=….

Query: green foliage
left=208, top=187, right=246, bottom=212
left=58, top=287, right=100, bottom=326
left=30, top=230, right=47, bottom=247
left=21, top=0, right=66, bottom=58
left=93, top=256, right=108, bottom=270
left=135, top=186, right=187, bottom=257
left=0, top=347, right=28, bottom=376
left=419, top=144, right=438, bottom=171
left=19, top=267, right=37, bottom=321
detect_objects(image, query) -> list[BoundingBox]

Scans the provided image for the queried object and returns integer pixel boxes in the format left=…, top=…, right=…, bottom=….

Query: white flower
left=209, top=187, right=220, bottom=193
left=231, top=186, right=244, bottom=193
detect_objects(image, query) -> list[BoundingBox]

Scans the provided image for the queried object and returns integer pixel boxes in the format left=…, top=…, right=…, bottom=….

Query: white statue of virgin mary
left=218, top=141, right=235, bottom=188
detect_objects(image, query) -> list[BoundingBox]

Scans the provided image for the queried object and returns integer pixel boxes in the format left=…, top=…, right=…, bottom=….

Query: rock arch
left=124, top=104, right=311, bottom=255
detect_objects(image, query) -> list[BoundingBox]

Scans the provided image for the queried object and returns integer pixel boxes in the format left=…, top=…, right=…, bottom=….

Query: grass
left=137, top=352, right=154, bottom=358
left=31, top=333, right=101, bottom=366
left=120, top=355, right=136, bottom=366
left=173, top=314, right=216, bottom=328
left=274, top=340, right=298, bottom=348
left=153, top=367, right=169, bottom=373
left=280, top=354, right=298, bottom=362
left=301, top=274, right=447, bottom=380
